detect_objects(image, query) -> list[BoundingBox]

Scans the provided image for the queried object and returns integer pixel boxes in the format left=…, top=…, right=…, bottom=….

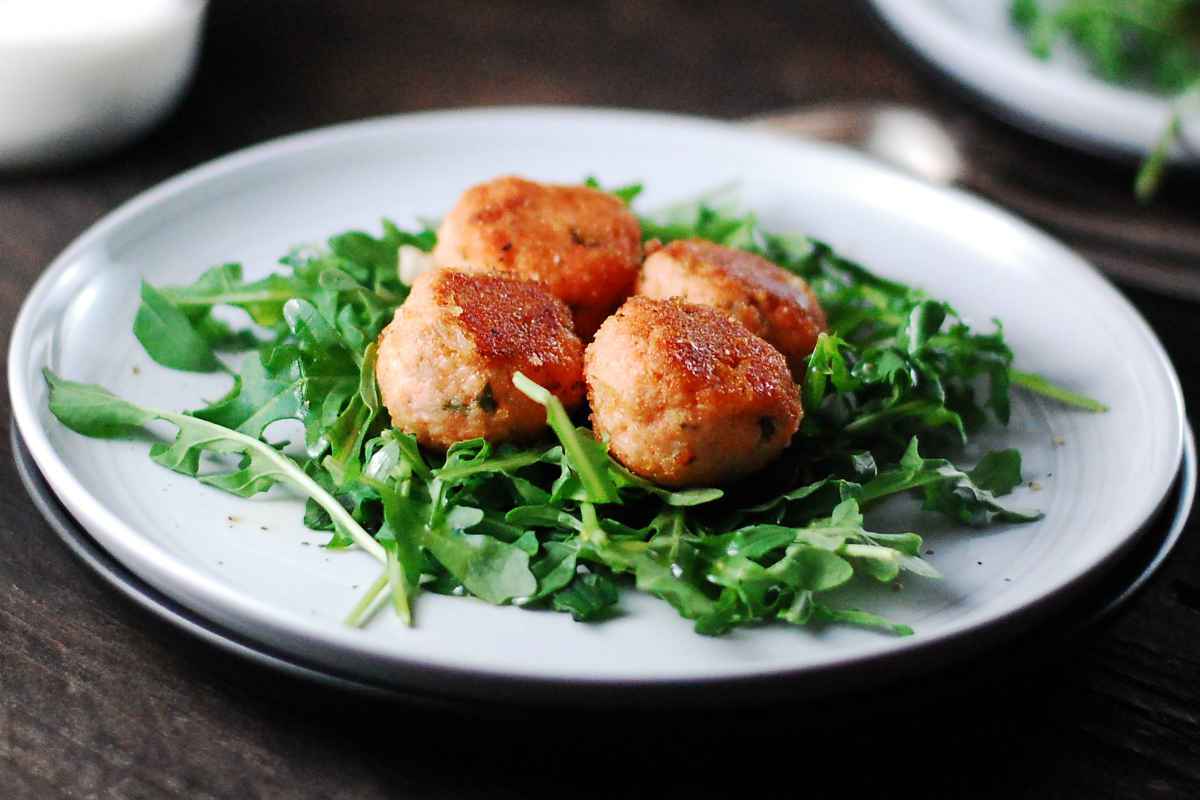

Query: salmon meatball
left=433, top=176, right=643, bottom=339
left=637, top=239, right=826, bottom=379
left=376, top=269, right=585, bottom=450
left=585, top=297, right=802, bottom=488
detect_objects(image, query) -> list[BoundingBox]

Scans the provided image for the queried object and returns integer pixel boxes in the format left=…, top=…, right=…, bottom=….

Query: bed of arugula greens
left=43, top=183, right=1103, bottom=637
left=1011, top=0, right=1200, bottom=199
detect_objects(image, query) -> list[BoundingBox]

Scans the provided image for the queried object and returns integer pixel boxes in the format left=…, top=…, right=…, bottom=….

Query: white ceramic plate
left=9, top=107, right=1186, bottom=704
left=869, top=0, right=1197, bottom=161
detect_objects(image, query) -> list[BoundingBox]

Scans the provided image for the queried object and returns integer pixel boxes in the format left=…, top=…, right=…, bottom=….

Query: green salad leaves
left=44, top=186, right=1100, bottom=636
left=1011, top=0, right=1200, bottom=199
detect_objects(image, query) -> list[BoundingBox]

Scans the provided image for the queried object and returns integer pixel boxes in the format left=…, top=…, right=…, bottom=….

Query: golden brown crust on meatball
left=430, top=269, right=579, bottom=373
left=585, top=297, right=802, bottom=488
left=433, top=176, right=643, bottom=339
left=637, top=239, right=826, bottom=379
left=376, top=269, right=585, bottom=450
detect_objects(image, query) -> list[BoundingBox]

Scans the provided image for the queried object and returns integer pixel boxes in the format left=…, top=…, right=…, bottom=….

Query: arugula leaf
left=159, top=263, right=301, bottom=327
left=804, top=332, right=855, bottom=412
left=968, top=449, right=1025, bottom=496
left=607, top=461, right=724, bottom=507
left=527, top=540, right=581, bottom=602
left=43, top=370, right=155, bottom=437
left=552, top=571, right=620, bottom=621
left=133, top=282, right=225, bottom=373
left=433, top=441, right=555, bottom=483
left=422, top=521, right=538, bottom=605
left=624, top=546, right=718, bottom=621
left=321, top=342, right=381, bottom=486
left=506, top=504, right=583, bottom=532
left=44, top=370, right=385, bottom=562
left=513, top=372, right=619, bottom=503
left=770, top=546, right=855, bottom=592
left=860, top=438, right=1041, bottom=526
left=191, top=350, right=305, bottom=438
left=809, top=600, right=914, bottom=637
left=585, top=176, right=644, bottom=206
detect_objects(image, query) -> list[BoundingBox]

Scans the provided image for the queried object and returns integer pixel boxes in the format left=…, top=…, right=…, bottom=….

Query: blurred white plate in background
left=7, top=108, right=1186, bottom=703
left=869, top=0, right=1196, bottom=161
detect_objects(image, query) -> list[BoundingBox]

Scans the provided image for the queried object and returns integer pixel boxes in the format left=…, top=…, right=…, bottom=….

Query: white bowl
left=0, top=0, right=207, bottom=169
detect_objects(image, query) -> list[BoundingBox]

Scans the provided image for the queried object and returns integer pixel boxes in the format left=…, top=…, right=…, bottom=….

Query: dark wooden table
left=3, top=3, right=1199, bottom=797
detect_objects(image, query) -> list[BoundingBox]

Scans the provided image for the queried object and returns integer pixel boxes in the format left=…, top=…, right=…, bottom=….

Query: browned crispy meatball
left=375, top=269, right=585, bottom=449
left=585, top=297, right=802, bottom=488
left=433, top=176, right=643, bottom=339
left=637, top=239, right=826, bottom=379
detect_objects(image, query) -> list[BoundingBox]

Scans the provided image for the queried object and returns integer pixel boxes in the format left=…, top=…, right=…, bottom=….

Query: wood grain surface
left=2, top=2, right=1198, bottom=798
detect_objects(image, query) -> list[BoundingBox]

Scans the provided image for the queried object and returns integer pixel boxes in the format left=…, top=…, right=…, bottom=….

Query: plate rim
left=7, top=105, right=1189, bottom=694
left=12, top=420, right=1196, bottom=706
left=867, top=0, right=1189, bottom=161
left=8, top=423, right=407, bottom=701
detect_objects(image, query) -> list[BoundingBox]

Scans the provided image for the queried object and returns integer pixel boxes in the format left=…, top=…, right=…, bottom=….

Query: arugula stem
left=433, top=451, right=546, bottom=482
left=842, top=543, right=900, bottom=561
left=156, top=410, right=387, bottom=562
left=512, top=372, right=618, bottom=503
left=344, top=570, right=390, bottom=627
left=858, top=476, right=944, bottom=506
left=667, top=509, right=685, bottom=562
left=1136, top=110, right=1181, bottom=203
left=1009, top=369, right=1109, bottom=412
left=163, top=289, right=298, bottom=308
left=842, top=400, right=931, bottom=433
left=386, top=547, right=413, bottom=625
left=579, top=502, right=606, bottom=546
left=1135, top=77, right=1199, bottom=202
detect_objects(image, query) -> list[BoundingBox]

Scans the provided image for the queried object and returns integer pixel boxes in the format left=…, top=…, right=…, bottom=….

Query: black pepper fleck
left=477, top=382, right=498, bottom=413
